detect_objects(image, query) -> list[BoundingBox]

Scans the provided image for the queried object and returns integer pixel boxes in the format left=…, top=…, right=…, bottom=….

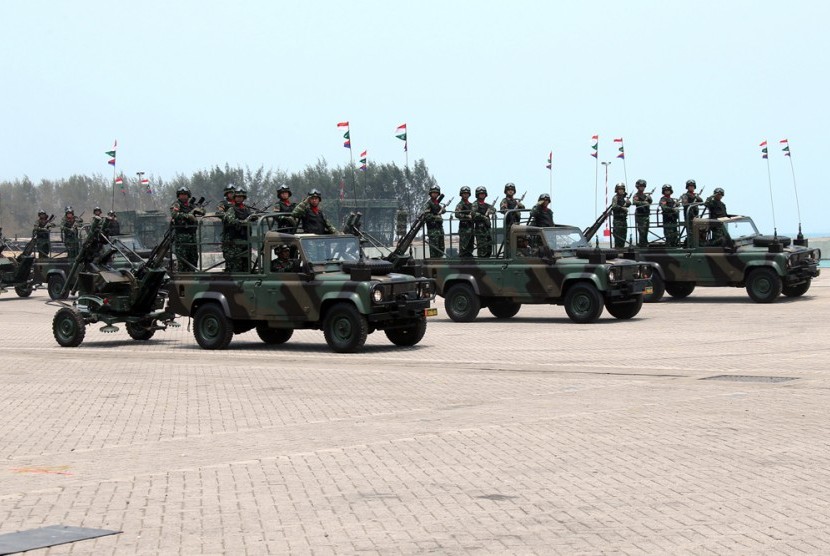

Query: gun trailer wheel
left=193, top=303, right=234, bottom=350
left=14, top=283, right=33, bottom=298
left=323, top=302, right=368, bottom=353
left=48, top=274, right=67, bottom=300
left=256, top=324, right=294, bottom=345
left=53, top=307, right=86, bottom=347
left=384, top=317, right=427, bottom=346
left=126, top=320, right=156, bottom=341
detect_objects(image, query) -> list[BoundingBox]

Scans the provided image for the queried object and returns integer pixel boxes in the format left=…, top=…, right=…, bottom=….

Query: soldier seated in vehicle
left=515, top=235, right=538, bottom=257
left=271, top=244, right=298, bottom=272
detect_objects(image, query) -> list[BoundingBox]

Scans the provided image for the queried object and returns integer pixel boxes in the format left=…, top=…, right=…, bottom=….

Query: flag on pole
left=337, top=121, right=349, bottom=128
left=114, top=177, right=123, bottom=185
left=760, top=140, right=768, bottom=159
left=395, top=123, right=407, bottom=151
left=614, top=137, right=625, bottom=159
left=359, top=150, right=367, bottom=171
left=590, top=135, right=598, bottom=158
left=780, top=138, right=790, bottom=156
left=140, top=178, right=150, bottom=186
left=105, top=139, right=117, bottom=166
left=546, top=151, right=552, bottom=170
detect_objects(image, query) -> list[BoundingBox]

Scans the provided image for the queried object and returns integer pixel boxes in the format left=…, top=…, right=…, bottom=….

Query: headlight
left=418, top=281, right=432, bottom=299
left=640, top=265, right=652, bottom=279
left=608, top=268, right=618, bottom=282
left=787, top=255, right=796, bottom=268
left=372, top=287, right=384, bottom=303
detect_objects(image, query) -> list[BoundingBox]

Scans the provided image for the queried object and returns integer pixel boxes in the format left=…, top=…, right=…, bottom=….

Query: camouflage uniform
left=102, top=212, right=120, bottom=237
left=680, top=191, right=703, bottom=220
left=454, top=196, right=474, bottom=257
left=631, top=186, right=652, bottom=247
left=270, top=246, right=297, bottom=272
left=291, top=191, right=336, bottom=234
left=500, top=185, right=525, bottom=230
left=223, top=200, right=253, bottom=272
left=659, top=193, right=680, bottom=247
left=33, top=213, right=52, bottom=257
left=274, top=186, right=297, bottom=232
left=471, top=193, right=493, bottom=258
left=60, top=212, right=82, bottom=259
left=423, top=195, right=445, bottom=258
left=705, top=191, right=728, bottom=246
left=611, top=190, right=631, bottom=249
left=170, top=197, right=199, bottom=271
left=529, top=203, right=553, bottom=227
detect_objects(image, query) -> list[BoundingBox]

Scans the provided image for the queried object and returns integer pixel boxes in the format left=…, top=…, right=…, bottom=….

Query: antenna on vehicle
left=760, top=140, right=778, bottom=239
left=779, top=139, right=804, bottom=244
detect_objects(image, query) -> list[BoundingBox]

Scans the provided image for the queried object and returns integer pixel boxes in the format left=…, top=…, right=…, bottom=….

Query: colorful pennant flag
left=337, top=121, right=349, bottom=128
left=780, top=138, right=790, bottom=157
left=546, top=151, right=552, bottom=170
left=105, top=139, right=117, bottom=166
left=114, top=177, right=123, bottom=185
left=760, top=140, right=768, bottom=159
left=337, top=121, right=351, bottom=148
left=141, top=178, right=150, bottom=186
left=395, top=123, right=407, bottom=152
left=614, top=137, right=625, bottom=159
left=590, top=135, right=598, bottom=158
left=359, top=150, right=367, bottom=171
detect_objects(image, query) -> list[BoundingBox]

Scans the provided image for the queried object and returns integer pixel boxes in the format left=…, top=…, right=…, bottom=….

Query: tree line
left=0, top=159, right=438, bottom=236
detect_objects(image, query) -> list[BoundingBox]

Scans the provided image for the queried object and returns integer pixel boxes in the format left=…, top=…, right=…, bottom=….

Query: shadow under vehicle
left=586, top=201, right=821, bottom=303
left=166, top=212, right=436, bottom=353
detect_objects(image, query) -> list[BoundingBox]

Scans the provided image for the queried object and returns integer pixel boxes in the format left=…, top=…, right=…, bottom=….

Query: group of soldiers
left=32, top=206, right=120, bottom=258
left=610, top=179, right=728, bottom=248
left=170, top=184, right=338, bottom=272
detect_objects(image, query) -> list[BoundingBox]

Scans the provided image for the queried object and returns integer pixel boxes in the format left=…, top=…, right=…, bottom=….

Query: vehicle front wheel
left=487, top=300, right=521, bottom=319
left=643, top=273, right=665, bottom=303
left=126, top=320, right=156, bottom=341
left=48, top=274, right=67, bottom=300
left=444, top=283, right=481, bottom=322
left=665, top=281, right=696, bottom=299
left=14, top=283, right=33, bottom=298
left=563, top=283, right=604, bottom=323
left=782, top=279, right=811, bottom=298
left=605, top=295, right=644, bottom=319
left=193, top=303, right=234, bottom=349
left=384, top=317, right=427, bottom=346
left=746, top=268, right=782, bottom=303
left=256, top=324, right=294, bottom=345
left=53, top=307, right=86, bottom=347
left=323, top=302, right=368, bottom=353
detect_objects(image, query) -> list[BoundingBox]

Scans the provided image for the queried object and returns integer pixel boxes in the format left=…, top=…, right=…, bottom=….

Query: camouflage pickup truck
left=166, top=226, right=436, bottom=353
left=598, top=208, right=821, bottom=303
left=387, top=211, right=653, bottom=324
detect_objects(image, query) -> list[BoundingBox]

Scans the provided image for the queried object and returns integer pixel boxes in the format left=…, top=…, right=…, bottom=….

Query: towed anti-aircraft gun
left=50, top=217, right=179, bottom=347
left=0, top=230, right=39, bottom=297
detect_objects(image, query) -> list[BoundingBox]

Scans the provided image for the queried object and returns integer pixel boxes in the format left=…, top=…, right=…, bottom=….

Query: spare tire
left=341, top=258, right=393, bottom=276
left=574, top=248, right=618, bottom=261
left=753, top=235, right=791, bottom=247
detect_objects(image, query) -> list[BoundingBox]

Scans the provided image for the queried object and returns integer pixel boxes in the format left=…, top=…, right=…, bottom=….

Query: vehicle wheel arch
left=441, top=275, right=481, bottom=296
left=190, top=292, right=231, bottom=317
left=742, top=260, right=784, bottom=281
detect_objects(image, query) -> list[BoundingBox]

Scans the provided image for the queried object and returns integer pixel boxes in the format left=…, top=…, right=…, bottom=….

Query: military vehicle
left=166, top=213, right=436, bottom=353
left=586, top=202, right=821, bottom=303
left=383, top=207, right=654, bottom=324
left=50, top=218, right=178, bottom=347
left=0, top=230, right=37, bottom=297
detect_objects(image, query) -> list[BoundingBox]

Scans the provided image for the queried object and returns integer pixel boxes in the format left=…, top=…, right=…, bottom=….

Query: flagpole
left=548, top=150, right=553, bottom=219
left=592, top=134, right=599, bottom=218
left=111, top=165, right=117, bottom=212
left=601, top=161, right=611, bottom=242
left=621, top=139, right=628, bottom=186
left=782, top=140, right=803, bottom=240
left=762, top=140, right=777, bottom=237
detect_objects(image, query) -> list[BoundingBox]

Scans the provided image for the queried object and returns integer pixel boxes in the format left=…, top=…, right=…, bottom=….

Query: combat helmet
left=108, top=210, right=116, bottom=216
left=93, top=206, right=102, bottom=214
left=662, top=184, right=673, bottom=194
left=176, top=186, right=191, bottom=196
left=714, top=187, right=725, bottom=196
left=475, top=186, right=487, bottom=196
left=64, top=206, right=74, bottom=214
left=504, top=182, right=516, bottom=194
left=223, top=184, right=235, bottom=195
left=308, top=188, right=322, bottom=199
left=277, top=184, right=291, bottom=195
left=234, top=188, right=248, bottom=198
left=635, top=179, right=646, bottom=188
left=686, top=179, right=697, bottom=189
left=38, top=209, right=47, bottom=216
left=538, top=193, right=551, bottom=202
left=429, top=185, right=441, bottom=194
left=615, top=182, right=626, bottom=193
left=460, top=186, right=471, bottom=195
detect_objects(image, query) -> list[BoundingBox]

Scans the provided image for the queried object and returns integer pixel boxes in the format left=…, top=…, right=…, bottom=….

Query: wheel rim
left=200, top=315, right=221, bottom=340
left=332, top=316, right=352, bottom=342
left=56, top=315, right=76, bottom=342
left=753, top=277, right=772, bottom=296
left=451, top=294, right=470, bottom=315
left=50, top=278, right=63, bottom=297
left=572, top=293, right=593, bottom=316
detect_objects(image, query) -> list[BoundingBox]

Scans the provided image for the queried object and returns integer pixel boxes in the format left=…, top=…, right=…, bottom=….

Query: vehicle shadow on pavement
left=656, top=295, right=812, bottom=304
left=166, top=341, right=430, bottom=353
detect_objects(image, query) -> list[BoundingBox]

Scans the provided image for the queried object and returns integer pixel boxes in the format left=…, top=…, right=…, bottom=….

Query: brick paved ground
left=0, top=279, right=828, bottom=554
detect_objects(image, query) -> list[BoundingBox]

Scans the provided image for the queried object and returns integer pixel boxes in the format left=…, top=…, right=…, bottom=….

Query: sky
left=1, top=0, right=828, bottom=234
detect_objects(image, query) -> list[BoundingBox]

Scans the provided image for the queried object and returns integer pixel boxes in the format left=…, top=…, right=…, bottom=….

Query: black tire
left=746, top=267, right=782, bottom=303
left=782, top=279, right=811, bottom=298
left=384, top=317, right=427, bottom=346
left=605, top=296, right=644, bottom=320
left=233, top=322, right=256, bottom=334
left=444, top=283, right=481, bottom=322
left=193, top=303, right=234, bottom=349
left=48, top=274, right=67, bottom=300
left=53, top=307, right=86, bottom=347
left=341, top=259, right=393, bottom=276
left=323, top=302, right=368, bottom=353
left=256, top=324, right=294, bottom=345
left=126, top=320, right=156, bottom=341
left=643, top=273, right=665, bottom=303
left=664, top=281, right=696, bottom=299
left=488, top=300, right=521, bottom=319
left=14, top=283, right=33, bottom=298
left=563, top=282, right=604, bottom=323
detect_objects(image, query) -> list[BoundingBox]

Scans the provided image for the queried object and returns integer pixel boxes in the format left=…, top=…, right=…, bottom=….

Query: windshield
left=301, top=236, right=361, bottom=263
left=724, top=218, right=759, bottom=242
left=542, top=227, right=589, bottom=250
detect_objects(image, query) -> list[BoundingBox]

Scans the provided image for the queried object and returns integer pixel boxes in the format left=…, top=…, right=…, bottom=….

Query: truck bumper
left=785, top=264, right=820, bottom=285
left=368, top=299, right=433, bottom=328
left=606, top=278, right=651, bottom=299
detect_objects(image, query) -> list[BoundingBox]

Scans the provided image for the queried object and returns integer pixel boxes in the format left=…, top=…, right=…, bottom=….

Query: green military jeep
left=166, top=226, right=436, bottom=353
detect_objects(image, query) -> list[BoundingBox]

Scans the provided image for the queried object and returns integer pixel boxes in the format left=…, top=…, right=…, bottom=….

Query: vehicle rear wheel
left=256, top=324, right=294, bottom=344
left=487, top=300, right=521, bottom=319
left=605, top=295, right=644, bottom=319
left=126, top=320, right=156, bottom=341
left=193, top=303, right=234, bottom=349
left=323, top=302, right=368, bottom=353
left=384, top=317, right=427, bottom=346
left=664, top=281, right=696, bottom=299
left=746, top=268, right=782, bottom=303
left=782, top=279, right=811, bottom=298
left=444, top=283, right=481, bottom=322
left=643, top=273, right=665, bottom=303
left=563, top=283, right=604, bottom=323
left=48, top=274, right=67, bottom=300
left=53, top=307, right=86, bottom=347
left=14, top=283, right=33, bottom=298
